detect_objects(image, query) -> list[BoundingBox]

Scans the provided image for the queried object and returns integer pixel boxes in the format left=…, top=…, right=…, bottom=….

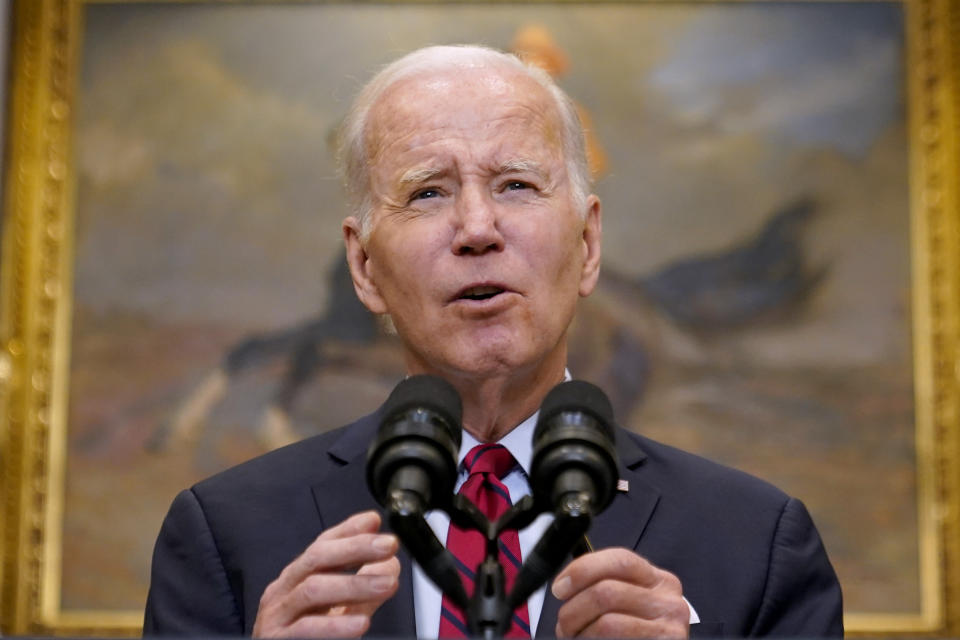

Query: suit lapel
left=535, top=427, right=662, bottom=638
left=309, top=414, right=417, bottom=638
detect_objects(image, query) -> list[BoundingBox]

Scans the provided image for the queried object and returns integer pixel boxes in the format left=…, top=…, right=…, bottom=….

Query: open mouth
left=458, top=285, right=506, bottom=301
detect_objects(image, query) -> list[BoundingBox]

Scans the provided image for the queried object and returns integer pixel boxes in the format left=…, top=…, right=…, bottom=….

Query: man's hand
left=253, top=510, right=400, bottom=638
left=551, top=548, right=690, bottom=639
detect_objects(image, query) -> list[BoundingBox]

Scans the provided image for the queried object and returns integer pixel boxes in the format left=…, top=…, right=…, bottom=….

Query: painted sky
left=649, top=4, right=903, bottom=156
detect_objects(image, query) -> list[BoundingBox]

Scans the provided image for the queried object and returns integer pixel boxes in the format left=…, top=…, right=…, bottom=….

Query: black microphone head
left=382, top=374, right=463, bottom=441
left=367, top=375, right=463, bottom=510
left=531, top=380, right=618, bottom=513
left=537, top=380, right=614, bottom=439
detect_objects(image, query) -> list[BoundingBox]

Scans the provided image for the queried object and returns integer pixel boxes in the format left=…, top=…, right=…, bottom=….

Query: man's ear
left=578, top=195, right=602, bottom=297
left=343, top=217, right=388, bottom=314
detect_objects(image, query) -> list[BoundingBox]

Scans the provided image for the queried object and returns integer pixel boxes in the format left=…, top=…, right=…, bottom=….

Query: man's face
left=344, top=66, right=601, bottom=382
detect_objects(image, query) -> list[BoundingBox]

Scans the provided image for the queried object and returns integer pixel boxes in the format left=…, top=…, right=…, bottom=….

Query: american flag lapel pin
left=617, top=479, right=629, bottom=492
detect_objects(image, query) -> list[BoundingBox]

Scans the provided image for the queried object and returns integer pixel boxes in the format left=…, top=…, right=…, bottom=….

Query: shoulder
left=619, top=427, right=793, bottom=524
left=145, top=413, right=384, bottom=634
left=159, top=412, right=383, bottom=594
left=612, top=429, right=842, bottom=635
left=190, top=412, right=380, bottom=506
left=625, top=428, right=787, bottom=498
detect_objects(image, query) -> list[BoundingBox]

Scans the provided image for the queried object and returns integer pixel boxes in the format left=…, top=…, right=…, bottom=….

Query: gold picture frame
left=1, top=0, right=958, bottom=636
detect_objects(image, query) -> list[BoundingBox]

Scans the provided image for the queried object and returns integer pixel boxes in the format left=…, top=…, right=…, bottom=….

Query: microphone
left=530, top=380, right=618, bottom=513
left=366, top=374, right=469, bottom=608
left=508, top=380, right=619, bottom=609
left=366, top=374, right=462, bottom=512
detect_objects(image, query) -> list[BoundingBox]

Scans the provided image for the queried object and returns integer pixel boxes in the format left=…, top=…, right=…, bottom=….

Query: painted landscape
left=65, top=2, right=911, bottom=615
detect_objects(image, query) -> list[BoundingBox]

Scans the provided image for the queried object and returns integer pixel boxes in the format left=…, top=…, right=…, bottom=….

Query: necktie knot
left=463, top=443, right=517, bottom=479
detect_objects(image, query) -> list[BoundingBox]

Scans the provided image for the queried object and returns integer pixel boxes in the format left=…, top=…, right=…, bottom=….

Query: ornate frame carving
left=0, top=0, right=957, bottom=635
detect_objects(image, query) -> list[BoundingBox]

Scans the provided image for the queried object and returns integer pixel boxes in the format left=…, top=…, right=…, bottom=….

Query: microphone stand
left=459, top=495, right=537, bottom=640
left=386, top=488, right=597, bottom=640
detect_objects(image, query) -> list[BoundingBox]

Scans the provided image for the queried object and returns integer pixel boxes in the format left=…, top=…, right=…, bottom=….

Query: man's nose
left=451, top=187, right=505, bottom=256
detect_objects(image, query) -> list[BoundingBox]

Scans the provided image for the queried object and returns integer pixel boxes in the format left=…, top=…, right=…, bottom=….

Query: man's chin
left=402, top=323, right=566, bottom=380
left=432, top=347, right=559, bottom=385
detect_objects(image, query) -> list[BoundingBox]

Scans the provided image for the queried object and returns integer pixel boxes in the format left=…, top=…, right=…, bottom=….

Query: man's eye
left=505, top=181, right=531, bottom=191
left=412, top=189, right=440, bottom=201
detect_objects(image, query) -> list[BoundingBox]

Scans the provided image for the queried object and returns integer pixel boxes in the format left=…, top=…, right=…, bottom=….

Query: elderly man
left=144, top=45, right=842, bottom=638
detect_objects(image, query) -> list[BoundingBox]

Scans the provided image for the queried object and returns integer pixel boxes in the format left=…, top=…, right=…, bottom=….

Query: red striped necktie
left=438, top=444, right=532, bottom=638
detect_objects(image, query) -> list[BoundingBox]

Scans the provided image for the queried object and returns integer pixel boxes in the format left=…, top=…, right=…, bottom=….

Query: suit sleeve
left=749, top=497, right=843, bottom=637
left=143, top=488, right=244, bottom=635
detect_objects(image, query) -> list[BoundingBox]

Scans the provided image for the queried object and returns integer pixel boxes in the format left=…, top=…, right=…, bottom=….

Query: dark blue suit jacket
left=143, top=412, right=842, bottom=637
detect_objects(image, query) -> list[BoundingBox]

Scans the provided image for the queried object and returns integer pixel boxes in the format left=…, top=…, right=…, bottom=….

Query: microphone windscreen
left=538, top=380, right=614, bottom=437
left=383, top=375, right=463, bottom=438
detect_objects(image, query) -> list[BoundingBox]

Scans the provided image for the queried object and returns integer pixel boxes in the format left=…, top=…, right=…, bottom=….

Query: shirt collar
left=455, top=369, right=571, bottom=476
left=457, top=411, right=538, bottom=477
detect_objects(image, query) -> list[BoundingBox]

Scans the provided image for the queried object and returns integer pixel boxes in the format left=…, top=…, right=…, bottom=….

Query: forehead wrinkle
left=366, top=68, right=569, bottom=198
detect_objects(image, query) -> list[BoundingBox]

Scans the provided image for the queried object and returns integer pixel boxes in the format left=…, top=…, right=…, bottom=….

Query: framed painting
left=1, top=0, right=959, bottom=636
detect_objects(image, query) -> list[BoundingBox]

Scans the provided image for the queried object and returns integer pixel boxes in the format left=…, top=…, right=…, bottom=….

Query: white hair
left=338, top=44, right=591, bottom=239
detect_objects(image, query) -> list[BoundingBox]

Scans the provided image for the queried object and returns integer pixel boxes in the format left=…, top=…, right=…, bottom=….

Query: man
left=144, top=45, right=842, bottom=638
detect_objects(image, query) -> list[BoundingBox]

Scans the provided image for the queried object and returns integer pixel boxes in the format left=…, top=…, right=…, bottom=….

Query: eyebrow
left=498, top=159, right=548, bottom=178
left=399, top=166, right=447, bottom=187
left=397, top=159, right=548, bottom=187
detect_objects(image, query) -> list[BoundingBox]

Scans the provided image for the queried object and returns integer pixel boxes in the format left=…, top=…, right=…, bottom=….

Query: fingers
left=271, top=511, right=398, bottom=594
left=253, top=511, right=401, bottom=638
left=343, top=557, right=402, bottom=617
left=356, top=556, right=402, bottom=578
left=320, top=510, right=383, bottom=541
left=553, top=548, right=677, bottom=598
left=255, top=569, right=397, bottom=637
left=275, top=613, right=370, bottom=639
left=555, top=579, right=688, bottom=637
left=566, top=611, right=687, bottom=639
left=273, top=572, right=398, bottom=627
left=552, top=549, right=688, bottom=639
